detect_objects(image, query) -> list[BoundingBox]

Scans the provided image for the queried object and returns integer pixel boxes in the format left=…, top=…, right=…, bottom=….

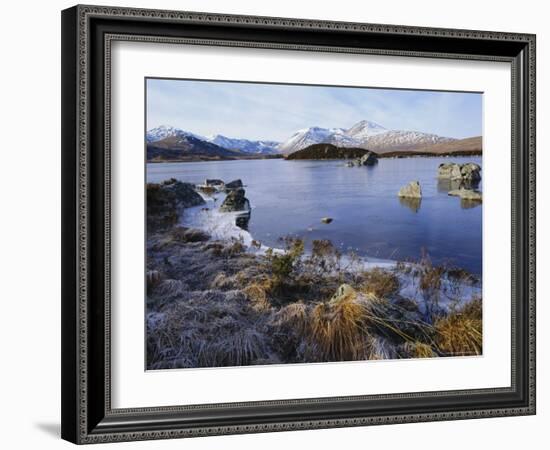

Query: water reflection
left=399, top=196, right=422, bottom=213
left=460, top=199, right=482, bottom=210
left=437, top=179, right=480, bottom=193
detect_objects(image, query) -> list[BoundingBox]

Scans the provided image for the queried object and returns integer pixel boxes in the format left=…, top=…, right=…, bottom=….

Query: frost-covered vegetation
left=146, top=182, right=482, bottom=370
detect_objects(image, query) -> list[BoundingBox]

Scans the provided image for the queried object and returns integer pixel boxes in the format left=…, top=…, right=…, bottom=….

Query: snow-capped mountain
left=277, top=120, right=456, bottom=154
left=147, top=126, right=280, bottom=154
left=208, top=135, right=280, bottom=154
left=363, top=130, right=455, bottom=152
left=146, top=121, right=457, bottom=158
left=146, top=125, right=206, bottom=143
left=344, top=120, right=388, bottom=141
left=276, top=127, right=359, bottom=154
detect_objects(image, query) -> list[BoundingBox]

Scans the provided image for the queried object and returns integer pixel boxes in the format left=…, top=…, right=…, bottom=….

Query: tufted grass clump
left=434, top=297, right=482, bottom=356
left=360, top=268, right=400, bottom=298
left=307, top=288, right=375, bottom=362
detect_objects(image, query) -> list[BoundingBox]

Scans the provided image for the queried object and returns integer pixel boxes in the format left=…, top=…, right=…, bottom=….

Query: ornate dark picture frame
left=61, top=4, right=536, bottom=444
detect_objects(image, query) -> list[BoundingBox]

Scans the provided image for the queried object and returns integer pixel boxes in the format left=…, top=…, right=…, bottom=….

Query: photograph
left=57, top=4, right=537, bottom=444
left=145, top=78, right=484, bottom=370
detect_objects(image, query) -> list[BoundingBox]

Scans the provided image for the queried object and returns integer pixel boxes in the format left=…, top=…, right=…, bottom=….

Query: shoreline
left=146, top=220, right=482, bottom=370
left=147, top=150, right=482, bottom=164
left=145, top=178, right=482, bottom=370
left=182, top=200, right=482, bottom=309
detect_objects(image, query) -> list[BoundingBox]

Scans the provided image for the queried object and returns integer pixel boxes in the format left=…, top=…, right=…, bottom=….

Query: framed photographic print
left=61, top=5, right=536, bottom=444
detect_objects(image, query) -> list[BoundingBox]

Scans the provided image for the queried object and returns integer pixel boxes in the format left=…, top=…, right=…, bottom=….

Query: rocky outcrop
left=347, top=151, right=378, bottom=167
left=225, top=179, right=243, bottom=191
left=147, top=180, right=205, bottom=231
left=163, top=179, right=206, bottom=208
left=460, top=163, right=482, bottom=183
left=220, top=188, right=250, bottom=213
left=398, top=181, right=422, bottom=199
left=438, top=162, right=481, bottom=185
left=448, top=188, right=482, bottom=202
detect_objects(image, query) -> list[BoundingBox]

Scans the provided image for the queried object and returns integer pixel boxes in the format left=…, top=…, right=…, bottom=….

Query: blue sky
left=146, top=78, right=482, bottom=141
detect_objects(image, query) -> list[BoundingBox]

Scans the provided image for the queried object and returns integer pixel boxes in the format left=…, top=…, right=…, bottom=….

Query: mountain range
left=146, top=121, right=476, bottom=161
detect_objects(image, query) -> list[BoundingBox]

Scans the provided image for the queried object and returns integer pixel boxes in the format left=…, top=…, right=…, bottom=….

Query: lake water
left=147, top=157, right=482, bottom=275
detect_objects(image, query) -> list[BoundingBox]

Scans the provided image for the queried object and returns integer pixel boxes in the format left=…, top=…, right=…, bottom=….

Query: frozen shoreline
left=181, top=197, right=481, bottom=313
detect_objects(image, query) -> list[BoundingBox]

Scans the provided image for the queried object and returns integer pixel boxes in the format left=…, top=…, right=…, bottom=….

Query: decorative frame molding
left=61, top=4, right=536, bottom=444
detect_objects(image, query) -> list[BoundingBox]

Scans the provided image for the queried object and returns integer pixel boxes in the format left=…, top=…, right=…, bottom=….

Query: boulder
left=460, top=163, right=482, bottom=183
left=448, top=188, right=482, bottom=202
left=220, top=188, right=250, bottom=212
left=398, top=181, right=422, bottom=199
left=163, top=180, right=206, bottom=208
left=358, top=152, right=378, bottom=166
left=225, top=179, right=243, bottom=191
left=438, top=162, right=481, bottom=184
left=438, top=163, right=463, bottom=181
left=146, top=181, right=205, bottom=231
left=347, top=151, right=378, bottom=167
left=330, top=284, right=357, bottom=304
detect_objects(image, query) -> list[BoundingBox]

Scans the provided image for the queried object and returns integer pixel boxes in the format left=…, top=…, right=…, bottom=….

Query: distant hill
left=208, top=134, right=280, bottom=154
left=145, top=124, right=481, bottom=161
left=378, top=136, right=482, bottom=158
left=285, top=144, right=370, bottom=160
left=147, top=135, right=243, bottom=162
left=147, top=126, right=281, bottom=155
left=413, top=136, right=482, bottom=154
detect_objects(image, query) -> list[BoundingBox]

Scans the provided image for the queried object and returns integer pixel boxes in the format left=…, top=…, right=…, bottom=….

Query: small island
left=285, top=143, right=372, bottom=160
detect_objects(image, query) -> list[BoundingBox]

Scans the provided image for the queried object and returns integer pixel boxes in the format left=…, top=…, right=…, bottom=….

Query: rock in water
left=438, top=163, right=463, bottom=180
left=225, top=179, right=243, bottom=191
left=163, top=180, right=206, bottom=208
left=321, top=217, right=333, bottom=224
left=398, top=181, right=422, bottom=199
left=448, top=188, right=482, bottom=201
left=347, top=151, right=378, bottom=167
left=438, top=162, right=481, bottom=184
left=220, top=188, right=250, bottom=212
left=146, top=180, right=205, bottom=231
left=358, top=152, right=378, bottom=166
left=460, top=163, right=482, bottom=183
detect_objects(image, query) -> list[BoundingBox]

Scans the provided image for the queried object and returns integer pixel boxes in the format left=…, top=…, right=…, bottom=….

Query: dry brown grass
left=401, top=341, right=437, bottom=358
left=270, top=302, right=309, bottom=338
left=307, top=289, right=373, bottom=361
left=360, top=268, right=400, bottom=298
left=242, top=280, right=272, bottom=312
left=419, top=265, right=444, bottom=291
left=435, top=298, right=482, bottom=356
